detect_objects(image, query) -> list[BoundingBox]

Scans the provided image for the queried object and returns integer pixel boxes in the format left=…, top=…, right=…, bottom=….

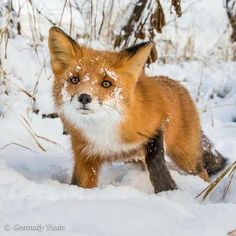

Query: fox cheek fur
left=48, top=26, right=226, bottom=190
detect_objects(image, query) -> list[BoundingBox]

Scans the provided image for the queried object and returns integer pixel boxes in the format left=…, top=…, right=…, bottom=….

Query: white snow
left=83, top=74, right=91, bottom=82
left=104, top=68, right=118, bottom=81
left=0, top=0, right=236, bottom=235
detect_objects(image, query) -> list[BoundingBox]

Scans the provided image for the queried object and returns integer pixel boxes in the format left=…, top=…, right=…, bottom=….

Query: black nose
left=78, top=93, right=92, bottom=105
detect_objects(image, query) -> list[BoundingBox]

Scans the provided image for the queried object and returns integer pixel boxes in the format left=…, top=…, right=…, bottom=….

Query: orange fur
left=48, top=27, right=209, bottom=188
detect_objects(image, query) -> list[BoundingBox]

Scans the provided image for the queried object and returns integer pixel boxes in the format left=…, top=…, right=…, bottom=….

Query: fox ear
left=48, top=26, right=82, bottom=73
left=120, top=42, right=152, bottom=78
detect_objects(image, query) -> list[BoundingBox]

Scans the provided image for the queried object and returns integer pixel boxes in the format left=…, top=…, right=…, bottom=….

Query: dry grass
left=0, top=142, right=35, bottom=152
left=3, top=103, right=63, bottom=152
left=228, top=229, right=236, bottom=236
left=196, top=161, right=236, bottom=200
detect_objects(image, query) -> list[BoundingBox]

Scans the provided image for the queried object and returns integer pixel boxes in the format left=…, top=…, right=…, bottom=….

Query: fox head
left=48, top=26, right=152, bottom=126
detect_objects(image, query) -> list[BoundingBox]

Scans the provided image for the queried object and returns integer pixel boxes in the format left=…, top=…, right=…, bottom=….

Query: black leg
left=145, top=132, right=177, bottom=193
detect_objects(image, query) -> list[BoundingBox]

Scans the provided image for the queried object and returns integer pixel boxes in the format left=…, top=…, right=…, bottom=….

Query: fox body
left=49, top=27, right=209, bottom=188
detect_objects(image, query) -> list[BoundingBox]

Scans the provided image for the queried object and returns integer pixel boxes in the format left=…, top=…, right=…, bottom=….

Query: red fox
left=48, top=26, right=226, bottom=189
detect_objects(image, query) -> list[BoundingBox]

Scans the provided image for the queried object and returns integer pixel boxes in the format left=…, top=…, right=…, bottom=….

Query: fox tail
left=202, top=132, right=228, bottom=176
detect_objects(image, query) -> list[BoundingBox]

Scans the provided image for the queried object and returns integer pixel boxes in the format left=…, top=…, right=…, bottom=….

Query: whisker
left=102, top=103, right=122, bottom=116
left=101, top=107, right=110, bottom=116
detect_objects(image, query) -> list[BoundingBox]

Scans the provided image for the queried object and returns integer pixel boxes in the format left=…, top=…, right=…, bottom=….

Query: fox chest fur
left=62, top=104, right=142, bottom=157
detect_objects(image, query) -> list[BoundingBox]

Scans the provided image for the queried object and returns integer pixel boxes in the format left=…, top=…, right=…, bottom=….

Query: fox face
left=48, top=27, right=152, bottom=155
left=54, top=52, right=129, bottom=122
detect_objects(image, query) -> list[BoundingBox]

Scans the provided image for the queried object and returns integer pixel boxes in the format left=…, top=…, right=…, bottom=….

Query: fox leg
left=145, top=132, right=177, bottom=193
left=71, top=156, right=102, bottom=188
left=167, top=144, right=209, bottom=182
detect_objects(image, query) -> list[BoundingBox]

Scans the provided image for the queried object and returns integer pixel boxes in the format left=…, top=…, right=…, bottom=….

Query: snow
left=0, top=0, right=236, bottom=235
left=0, top=145, right=236, bottom=236
left=104, top=68, right=118, bottom=81
left=83, top=74, right=91, bottom=82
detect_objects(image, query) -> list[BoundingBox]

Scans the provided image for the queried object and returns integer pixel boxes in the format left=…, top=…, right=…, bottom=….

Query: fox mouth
left=76, top=107, right=94, bottom=115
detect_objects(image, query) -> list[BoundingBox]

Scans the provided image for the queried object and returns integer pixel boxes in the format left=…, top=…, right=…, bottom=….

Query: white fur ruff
left=58, top=88, right=140, bottom=158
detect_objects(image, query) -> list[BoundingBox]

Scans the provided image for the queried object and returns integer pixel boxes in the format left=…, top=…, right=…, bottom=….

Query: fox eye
left=70, top=76, right=80, bottom=84
left=101, top=80, right=112, bottom=88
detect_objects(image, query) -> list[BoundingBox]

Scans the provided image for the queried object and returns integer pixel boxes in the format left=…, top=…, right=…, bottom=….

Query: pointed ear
left=48, top=26, right=82, bottom=73
left=120, top=42, right=153, bottom=78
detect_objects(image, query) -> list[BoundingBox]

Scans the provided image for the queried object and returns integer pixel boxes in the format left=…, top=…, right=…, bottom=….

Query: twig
left=222, top=164, right=236, bottom=199
left=228, top=229, right=236, bottom=236
left=3, top=103, right=46, bottom=151
left=59, top=0, right=68, bottom=27
left=68, top=0, right=73, bottom=35
left=0, top=142, right=36, bottom=152
left=196, top=161, right=236, bottom=200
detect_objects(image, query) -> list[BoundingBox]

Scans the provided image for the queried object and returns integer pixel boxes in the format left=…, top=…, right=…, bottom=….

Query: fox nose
left=78, top=93, right=92, bottom=105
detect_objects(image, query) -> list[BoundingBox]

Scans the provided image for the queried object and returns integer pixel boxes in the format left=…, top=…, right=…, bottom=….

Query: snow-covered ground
left=0, top=0, right=236, bottom=235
